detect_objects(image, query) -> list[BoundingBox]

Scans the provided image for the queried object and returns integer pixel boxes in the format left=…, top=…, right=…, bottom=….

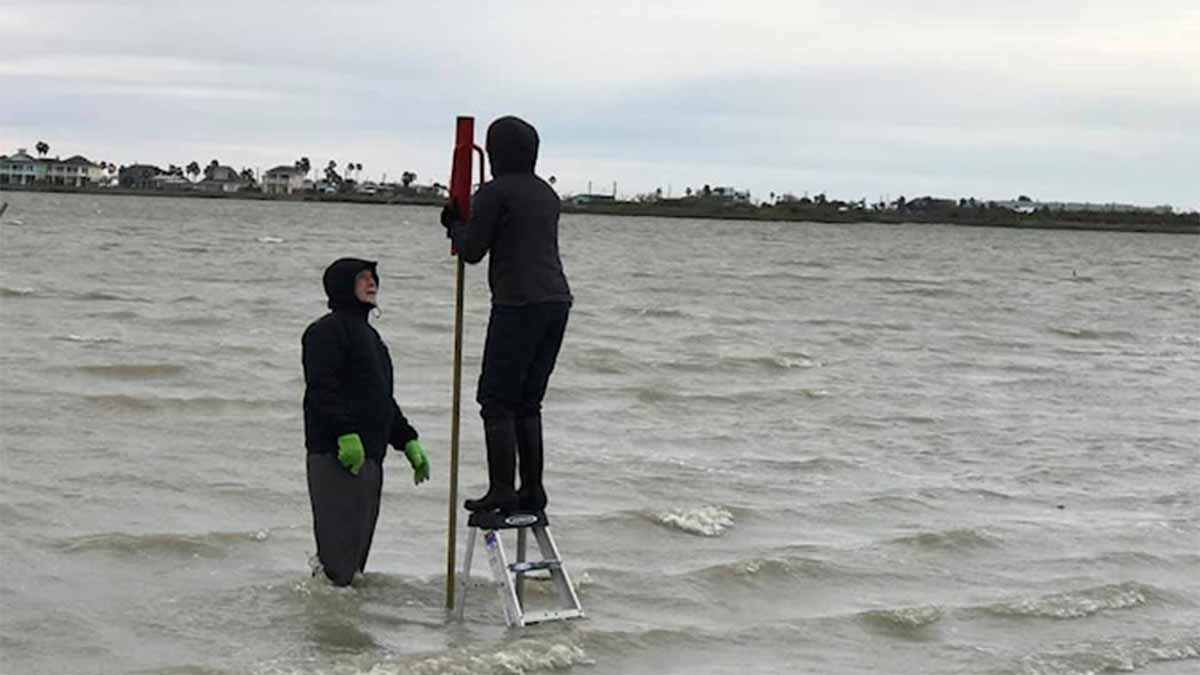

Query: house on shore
left=708, top=186, right=751, bottom=203
left=0, top=149, right=44, bottom=185
left=2, top=149, right=104, bottom=187
left=50, top=155, right=105, bottom=187
left=262, top=165, right=306, bottom=194
left=197, top=165, right=246, bottom=193
left=119, top=164, right=165, bottom=190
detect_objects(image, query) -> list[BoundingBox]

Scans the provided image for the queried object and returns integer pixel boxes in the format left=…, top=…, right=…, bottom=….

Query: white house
left=1, top=149, right=105, bottom=187
left=0, top=149, right=47, bottom=185
left=262, top=165, right=306, bottom=194
left=710, top=186, right=751, bottom=203
left=47, top=155, right=103, bottom=187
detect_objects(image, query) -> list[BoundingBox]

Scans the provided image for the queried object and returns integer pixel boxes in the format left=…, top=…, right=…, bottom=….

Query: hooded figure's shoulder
left=305, top=311, right=337, bottom=332
left=478, top=173, right=560, bottom=209
left=303, top=312, right=351, bottom=348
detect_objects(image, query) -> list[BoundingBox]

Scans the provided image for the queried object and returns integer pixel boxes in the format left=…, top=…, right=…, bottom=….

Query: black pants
left=306, top=453, right=383, bottom=586
left=477, top=302, right=570, bottom=421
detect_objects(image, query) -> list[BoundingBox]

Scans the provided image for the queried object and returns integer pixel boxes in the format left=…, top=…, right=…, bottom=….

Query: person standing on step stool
left=441, top=115, right=572, bottom=515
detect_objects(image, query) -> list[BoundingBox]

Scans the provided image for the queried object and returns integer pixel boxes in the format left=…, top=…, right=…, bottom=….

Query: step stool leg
left=534, top=526, right=583, bottom=613
left=456, top=527, right=477, bottom=621
left=516, top=526, right=528, bottom=606
left=484, top=530, right=524, bottom=627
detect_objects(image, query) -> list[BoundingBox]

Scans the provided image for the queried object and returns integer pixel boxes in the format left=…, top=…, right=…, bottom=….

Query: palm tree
left=186, top=161, right=201, bottom=182
left=295, top=157, right=311, bottom=179
left=401, top=171, right=416, bottom=188
left=356, top=163, right=363, bottom=181
left=35, top=141, right=49, bottom=157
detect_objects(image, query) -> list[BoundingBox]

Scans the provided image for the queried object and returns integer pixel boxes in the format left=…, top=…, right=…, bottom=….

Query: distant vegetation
left=563, top=194, right=1199, bottom=234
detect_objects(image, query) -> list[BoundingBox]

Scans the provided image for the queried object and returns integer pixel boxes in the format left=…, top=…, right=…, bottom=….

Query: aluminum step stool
left=456, top=510, right=584, bottom=627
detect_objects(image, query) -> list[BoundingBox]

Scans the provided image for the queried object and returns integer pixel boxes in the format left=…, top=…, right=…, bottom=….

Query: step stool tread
left=521, top=608, right=584, bottom=625
left=467, top=510, right=549, bottom=530
left=510, top=559, right=561, bottom=572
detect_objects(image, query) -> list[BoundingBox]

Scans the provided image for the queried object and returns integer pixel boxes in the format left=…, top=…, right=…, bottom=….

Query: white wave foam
left=257, top=236, right=284, bottom=244
left=351, top=639, right=593, bottom=675
left=776, top=356, right=817, bottom=369
left=1014, top=636, right=1200, bottom=675
left=656, top=505, right=734, bottom=537
left=61, top=334, right=118, bottom=343
left=862, top=605, right=944, bottom=628
left=989, top=582, right=1150, bottom=619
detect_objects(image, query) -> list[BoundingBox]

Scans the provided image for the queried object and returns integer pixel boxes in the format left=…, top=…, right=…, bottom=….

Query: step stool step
left=467, top=510, right=548, bottom=530
left=520, top=608, right=583, bottom=625
left=510, top=559, right=561, bottom=573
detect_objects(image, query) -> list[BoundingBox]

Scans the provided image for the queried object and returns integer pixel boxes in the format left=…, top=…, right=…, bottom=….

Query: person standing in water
left=442, top=116, right=572, bottom=514
left=302, top=257, right=430, bottom=585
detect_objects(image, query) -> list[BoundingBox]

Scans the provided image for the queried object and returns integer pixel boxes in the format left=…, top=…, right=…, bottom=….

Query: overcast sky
left=2, top=1, right=1197, bottom=210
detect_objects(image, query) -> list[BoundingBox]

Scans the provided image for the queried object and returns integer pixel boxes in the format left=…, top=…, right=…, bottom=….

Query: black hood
left=487, top=116, right=539, bottom=177
left=323, top=257, right=378, bottom=312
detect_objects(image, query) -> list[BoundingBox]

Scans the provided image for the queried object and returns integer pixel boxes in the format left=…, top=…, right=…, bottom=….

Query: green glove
left=337, top=433, right=365, bottom=475
left=404, top=439, right=430, bottom=485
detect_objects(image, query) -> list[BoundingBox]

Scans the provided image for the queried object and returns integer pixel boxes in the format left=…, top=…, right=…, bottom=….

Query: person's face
left=354, top=269, right=377, bottom=305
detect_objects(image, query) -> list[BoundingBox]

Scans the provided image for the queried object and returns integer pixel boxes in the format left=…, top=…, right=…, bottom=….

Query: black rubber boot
left=515, top=415, right=547, bottom=513
left=464, top=417, right=518, bottom=513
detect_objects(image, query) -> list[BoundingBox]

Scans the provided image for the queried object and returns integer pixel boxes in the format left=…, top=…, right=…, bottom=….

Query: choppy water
left=1, top=192, right=1197, bottom=675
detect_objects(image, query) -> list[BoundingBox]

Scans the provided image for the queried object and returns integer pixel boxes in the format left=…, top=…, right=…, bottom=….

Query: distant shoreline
left=3, top=184, right=1196, bottom=235
left=562, top=200, right=1200, bottom=235
left=0, top=184, right=444, bottom=207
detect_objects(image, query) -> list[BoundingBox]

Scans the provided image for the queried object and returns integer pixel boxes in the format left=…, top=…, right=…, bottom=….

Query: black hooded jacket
left=302, top=258, right=418, bottom=461
left=448, top=116, right=573, bottom=307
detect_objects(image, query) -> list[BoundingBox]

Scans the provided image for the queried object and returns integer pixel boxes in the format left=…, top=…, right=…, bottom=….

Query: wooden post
left=445, top=116, right=475, bottom=610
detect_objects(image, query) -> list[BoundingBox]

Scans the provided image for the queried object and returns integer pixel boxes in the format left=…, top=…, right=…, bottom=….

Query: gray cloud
left=2, top=1, right=1196, bottom=209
